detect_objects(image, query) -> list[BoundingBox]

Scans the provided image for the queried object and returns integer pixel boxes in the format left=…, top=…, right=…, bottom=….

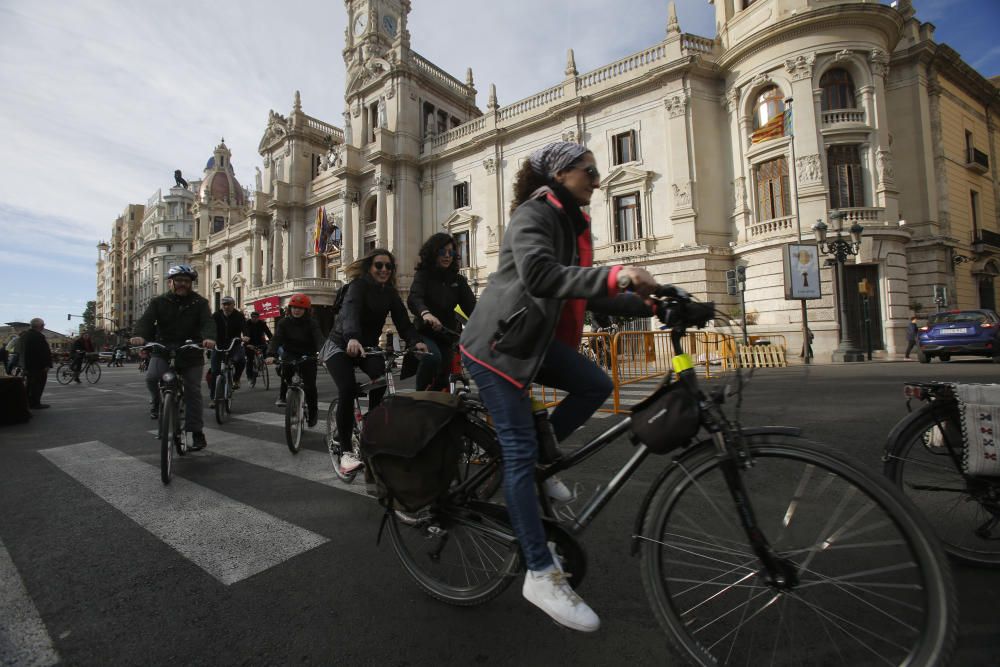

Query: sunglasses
left=577, top=165, right=601, bottom=181
left=373, top=261, right=395, bottom=271
left=438, top=248, right=456, bottom=257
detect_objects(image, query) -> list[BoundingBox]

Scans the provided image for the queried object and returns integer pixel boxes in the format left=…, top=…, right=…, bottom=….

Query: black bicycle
left=277, top=355, right=316, bottom=454
left=245, top=343, right=270, bottom=390
left=212, top=338, right=241, bottom=425
left=386, top=286, right=956, bottom=666
left=883, top=380, right=1000, bottom=566
left=142, top=341, right=204, bottom=484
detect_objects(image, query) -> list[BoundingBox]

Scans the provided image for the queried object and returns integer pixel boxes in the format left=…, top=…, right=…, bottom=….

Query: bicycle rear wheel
left=214, top=376, right=228, bottom=425
left=285, top=388, right=304, bottom=454
left=85, top=363, right=101, bottom=384
left=640, top=435, right=956, bottom=667
left=56, top=364, right=74, bottom=385
left=884, top=402, right=1000, bottom=566
left=387, top=500, right=520, bottom=606
left=160, top=392, right=177, bottom=484
left=326, top=399, right=360, bottom=482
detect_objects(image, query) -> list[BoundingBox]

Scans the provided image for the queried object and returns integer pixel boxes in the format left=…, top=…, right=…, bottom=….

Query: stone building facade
left=106, top=0, right=999, bottom=358
left=96, top=204, right=144, bottom=335
left=133, top=185, right=197, bottom=315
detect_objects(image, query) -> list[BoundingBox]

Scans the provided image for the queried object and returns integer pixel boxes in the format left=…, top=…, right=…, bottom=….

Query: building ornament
left=384, top=80, right=395, bottom=99
left=749, top=71, right=772, bottom=89
left=486, top=225, right=498, bottom=248
left=833, top=49, right=853, bottom=63
left=665, top=91, right=689, bottom=118
left=482, top=157, right=497, bottom=174
left=561, top=128, right=578, bottom=143
left=723, top=88, right=740, bottom=113
left=733, top=177, right=747, bottom=210
left=796, top=154, right=823, bottom=185
left=373, top=174, right=392, bottom=190
left=876, top=150, right=895, bottom=184
left=784, top=53, right=816, bottom=81
left=418, top=179, right=433, bottom=192
left=351, top=98, right=361, bottom=117
left=672, top=181, right=692, bottom=209
left=870, top=49, right=890, bottom=78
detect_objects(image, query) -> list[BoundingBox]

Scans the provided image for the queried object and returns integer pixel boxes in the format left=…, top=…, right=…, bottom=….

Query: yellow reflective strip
left=530, top=397, right=546, bottom=410
left=672, top=353, right=694, bottom=373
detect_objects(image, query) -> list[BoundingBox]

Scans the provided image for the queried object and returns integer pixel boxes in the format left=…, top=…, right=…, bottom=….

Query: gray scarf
left=528, top=141, right=589, bottom=179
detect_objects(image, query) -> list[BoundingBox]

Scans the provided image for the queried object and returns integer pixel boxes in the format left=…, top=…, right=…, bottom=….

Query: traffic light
left=735, top=265, right=747, bottom=283
left=726, top=269, right=738, bottom=296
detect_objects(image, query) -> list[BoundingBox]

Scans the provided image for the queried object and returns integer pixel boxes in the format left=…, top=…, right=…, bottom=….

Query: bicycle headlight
left=162, top=371, right=177, bottom=384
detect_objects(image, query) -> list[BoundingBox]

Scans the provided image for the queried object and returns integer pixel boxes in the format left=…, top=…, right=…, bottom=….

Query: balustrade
left=747, top=215, right=795, bottom=240
left=832, top=207, right=884, bottom=225
left=497, top=84, right=564, bottom=122
left=578, top=44, right=666, bottom=90
left=411, top=52, right=470, bottom=98
left=821, top=109, right=866, bottom=126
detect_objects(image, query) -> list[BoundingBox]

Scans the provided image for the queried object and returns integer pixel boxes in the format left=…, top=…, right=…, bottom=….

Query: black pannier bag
left=629, top=381, right=701, bottom=454
left=360, top=391, right=464, bottom=511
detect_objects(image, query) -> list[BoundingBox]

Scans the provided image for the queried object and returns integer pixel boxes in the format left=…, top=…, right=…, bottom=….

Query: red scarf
left=546, top=193, right=593, bottom=349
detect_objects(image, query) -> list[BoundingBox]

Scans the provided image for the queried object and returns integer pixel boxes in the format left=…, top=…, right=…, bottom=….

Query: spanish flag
left=751, top=110, right=788, bottom=144
left=312, top=207, right=326, bottom=254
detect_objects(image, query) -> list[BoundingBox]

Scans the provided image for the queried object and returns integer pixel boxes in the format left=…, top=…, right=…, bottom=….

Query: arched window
left=752, top=86, right=785, bottom=131
left=820, top=69, right=856, bottom=111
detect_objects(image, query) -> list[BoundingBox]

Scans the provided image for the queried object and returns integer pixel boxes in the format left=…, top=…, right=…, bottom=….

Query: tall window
left=214, top=292, right=221, bottom=311
left=965, top=130, right=974, bottom=161
left=453, top=182, right=469, bottom=209
left=755, top=157, right=791, bottom=220
left=971, top=190, right=980, bottom=239
left=236, top=257, right=243, bottom=273
left=752, top=86, right=785, bottom=131
left=215, top=264, right=222, bottom=280
left=212, top=216, right=225, bottom=234
left=827, top=145, right=865, bottom=209
left=613, top=131, right=637, bottom=165
left=613, top=193, right=642, bottom=242
left=453, top=231, right=470, bottom=269
left=820, top=69, right=856, bottom=111
left=235, top=286, right=242, bottom=307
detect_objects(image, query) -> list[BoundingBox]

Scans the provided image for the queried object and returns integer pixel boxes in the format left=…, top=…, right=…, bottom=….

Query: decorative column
left=375, top=175, right=389, bottom=248
left=664, top=87, right=696, bottom=245
left=482, top=155, right=501, bottom=271
left=341, top=190, right=356, bottom=267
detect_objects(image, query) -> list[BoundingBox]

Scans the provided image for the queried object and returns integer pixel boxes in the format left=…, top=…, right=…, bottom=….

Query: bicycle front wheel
left=160, top=392, right=177, bottom=484
left=388, top=500, right=520, bottom=606
left=326, top=399, right=361, bottom=482
left=214, top=376, right=228, bottom=425
left=56, top=364, right=74, bottom=385
left=85, top=363, right=101, bottom=384
left=261, top=361, right=270, bottom=390
left=285, top=388, right=304, bottom=454
left=884, top=402, right=1000, bottom=566
left=640, top=435, right=956, bottom=667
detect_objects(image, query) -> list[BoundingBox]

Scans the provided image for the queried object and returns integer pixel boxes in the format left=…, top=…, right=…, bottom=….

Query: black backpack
left=360, top=391, right=464, bottom=511
left=331, top=280, right=354, bottom=317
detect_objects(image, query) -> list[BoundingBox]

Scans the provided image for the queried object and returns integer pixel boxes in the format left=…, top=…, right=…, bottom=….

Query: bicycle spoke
left=790, top=593, right=910, bottom=665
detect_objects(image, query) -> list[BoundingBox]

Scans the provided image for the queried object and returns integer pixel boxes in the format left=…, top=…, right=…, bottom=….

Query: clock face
left=382, top=14, right=397, bottom=36
left=353, top=13, right=368, bottom=35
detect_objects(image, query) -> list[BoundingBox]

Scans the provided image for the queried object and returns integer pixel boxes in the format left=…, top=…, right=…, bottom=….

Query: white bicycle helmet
left=167, top=264, right=198, bottom=280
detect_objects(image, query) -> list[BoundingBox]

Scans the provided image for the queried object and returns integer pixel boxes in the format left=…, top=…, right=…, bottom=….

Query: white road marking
left=0, top=537, right=60, bottom=666
left=39, top=441, right=329, bottom=586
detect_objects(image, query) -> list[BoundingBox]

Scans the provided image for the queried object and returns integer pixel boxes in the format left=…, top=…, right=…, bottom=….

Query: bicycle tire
left=85, top=363, right=101, bottom=384
left=56, top=364, right=74, bottom=385
left=456, top=416, right=503, bottom=501
left=387, top=500, right=520, bottom=606
left=262, top=361, right=270, bottom=390
left=286, top=389, right=304, bottom=454
left=639, top=435, right=956, bottom=667
left=214, top=376, right=227, bottom=425
left=884, top=402, right=1000, bottom=566
left=160, top=392, right=176, bottom=484
left=326, top=399, right=360, bottom=482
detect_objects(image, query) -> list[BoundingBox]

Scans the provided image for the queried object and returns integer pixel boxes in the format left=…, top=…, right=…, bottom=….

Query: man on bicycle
left=243, top=311, right=272, bottom=387
left=130, top=265, right=216, bottom=451
left=207, top=296, right=246, bottom=408
left=70, top=332, right=95, bottom=383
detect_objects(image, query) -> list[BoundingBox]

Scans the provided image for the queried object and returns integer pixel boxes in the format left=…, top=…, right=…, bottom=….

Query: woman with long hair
left=407, top=232, right=477, bottom=390
left=322, top=248, right=427, bottom=474
left=460, top=141, right=657, bottom=632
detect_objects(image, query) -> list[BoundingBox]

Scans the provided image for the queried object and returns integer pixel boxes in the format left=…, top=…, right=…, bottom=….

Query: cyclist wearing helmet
left=243, top=311, right=273, bottom=386
left=321, top=248, right=427, bottom=474
left=130, top=264, right=216, bottom=450
left=265, top=293, right=324, bottom=426
left=207, top=295, right=247, bottom=407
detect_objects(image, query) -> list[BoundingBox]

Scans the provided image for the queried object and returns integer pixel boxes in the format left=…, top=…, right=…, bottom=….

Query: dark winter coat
left=329, top=273, right=419, bottom=349
left=243, top=320, right=273, bottom=346
left=21, top=328, right=53, bottom=371
left=133, top=291, right=214, bottom=368
left=460, top=185, right=651, bottom=389
left=407, top=266, right=477, bottom=341
left=213, top=309, right=246, bottom=349
left=267, top=314, right=324, bottom=360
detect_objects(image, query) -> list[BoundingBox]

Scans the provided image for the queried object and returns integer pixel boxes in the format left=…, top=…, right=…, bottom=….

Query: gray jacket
left=460, top=187, right=650, bottom=388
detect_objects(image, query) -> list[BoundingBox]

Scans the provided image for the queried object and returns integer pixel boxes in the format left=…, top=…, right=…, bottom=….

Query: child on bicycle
left=406, top=232, right=477, bottom=391
left=265, top=293, right=324, bottom=427
left=321, top=248, right=427, bottom=474
left=460, top=141, right=656, bottom=632
left=243, top=311, right=273, bottom=386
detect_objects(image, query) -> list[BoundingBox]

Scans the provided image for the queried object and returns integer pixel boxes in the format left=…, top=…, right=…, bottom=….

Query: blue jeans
left=466, top=340, right=613, bottom=571
left=415, top=335, right=451, bottom=391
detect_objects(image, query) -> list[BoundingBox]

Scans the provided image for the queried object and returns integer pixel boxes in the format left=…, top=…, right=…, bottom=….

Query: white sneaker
left=544, top=476, right=575, bottom=504
left=340, top=452, right=363, bottom=474
left=522, top=568, right=600, bottom=632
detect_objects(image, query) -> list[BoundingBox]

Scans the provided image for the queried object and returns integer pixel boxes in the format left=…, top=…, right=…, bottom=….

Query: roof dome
left=206, top=156, right=216, bottom=169
left=199, top=139, right=244, bottom=205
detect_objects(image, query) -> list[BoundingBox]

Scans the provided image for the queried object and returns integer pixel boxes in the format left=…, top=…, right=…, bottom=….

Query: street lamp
left=813, top=211, right=866, bottom=362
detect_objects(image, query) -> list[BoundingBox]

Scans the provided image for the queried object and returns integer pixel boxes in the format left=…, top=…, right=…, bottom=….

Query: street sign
left=783, top=243, right=822, bottom=300
left=253, top=296, right=282, bottom=319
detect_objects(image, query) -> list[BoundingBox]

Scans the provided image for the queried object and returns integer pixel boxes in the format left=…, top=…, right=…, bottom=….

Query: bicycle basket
left=360, top=391, right=464, bottom=511
left=629, top=381, right=700, bottom=454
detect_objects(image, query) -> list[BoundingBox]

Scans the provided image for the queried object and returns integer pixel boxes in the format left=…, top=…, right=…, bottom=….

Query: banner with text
left=253, top=296, right=281, bottom=319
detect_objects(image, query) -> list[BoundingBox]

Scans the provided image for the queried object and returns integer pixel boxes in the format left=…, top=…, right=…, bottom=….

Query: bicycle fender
left=883, top=405, right=932, bottom=460
left=629, top=426, right=802, bottom=556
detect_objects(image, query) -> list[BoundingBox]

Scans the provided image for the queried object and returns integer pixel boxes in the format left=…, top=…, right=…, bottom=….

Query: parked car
left=916, top=309, right=1000, bottom=363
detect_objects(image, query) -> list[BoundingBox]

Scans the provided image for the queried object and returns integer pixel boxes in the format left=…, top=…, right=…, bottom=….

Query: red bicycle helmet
left=288, top=293, right=312, bottom=309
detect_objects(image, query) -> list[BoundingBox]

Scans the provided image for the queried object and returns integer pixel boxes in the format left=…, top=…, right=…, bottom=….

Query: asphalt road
left=1, top=358, right=998, bottom=666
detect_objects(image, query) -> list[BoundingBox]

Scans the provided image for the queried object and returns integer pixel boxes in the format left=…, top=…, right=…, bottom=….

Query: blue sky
left=1, top=0, right=997, bottom=334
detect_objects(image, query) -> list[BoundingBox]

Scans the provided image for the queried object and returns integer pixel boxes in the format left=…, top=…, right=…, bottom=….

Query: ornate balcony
left=831, top=207, right=885, bottom=225
left=611, top=238, right=652, bottom=256
left=747, top=215, right=795, bottom=241
left=821, top=109, right=866, bottom=127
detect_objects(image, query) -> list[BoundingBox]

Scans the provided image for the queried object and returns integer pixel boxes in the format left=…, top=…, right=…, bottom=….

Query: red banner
left=253, top=296, right=281, bottom=319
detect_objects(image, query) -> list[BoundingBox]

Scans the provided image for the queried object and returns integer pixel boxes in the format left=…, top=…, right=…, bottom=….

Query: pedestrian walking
left=21, top=318, right=53, bottom=409
left=905, top=315, right=919, bottom=359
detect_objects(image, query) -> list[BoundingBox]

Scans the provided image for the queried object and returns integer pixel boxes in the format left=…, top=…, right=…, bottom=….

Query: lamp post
left=813, top=211, right=866, bottom=362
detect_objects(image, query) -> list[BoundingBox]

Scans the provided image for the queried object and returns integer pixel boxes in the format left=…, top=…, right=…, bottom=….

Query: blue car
left=917, top=309, right=1000, bottom=363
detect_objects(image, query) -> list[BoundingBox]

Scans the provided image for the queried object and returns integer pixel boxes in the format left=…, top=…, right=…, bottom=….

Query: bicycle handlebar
left=137, top=341, right=206, bottom=353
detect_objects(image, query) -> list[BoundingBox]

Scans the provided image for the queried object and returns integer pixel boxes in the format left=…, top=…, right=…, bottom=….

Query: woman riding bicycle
left=407, top=232, right=477, bottom=391
left=243, top=311, right=273, bottom=386
left=322, top=248, right=427, bottom=474
left=460, top=141, right=656, bottom=632
left=265, top=293, right=324, bottom=427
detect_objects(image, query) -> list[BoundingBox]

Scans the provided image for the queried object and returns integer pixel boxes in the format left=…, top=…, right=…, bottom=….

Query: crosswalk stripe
left=232, top=412, right=286, bottom=427
left=0, top=537, right=60, bottom=667
left=39, top=441, right=329, bottom=586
